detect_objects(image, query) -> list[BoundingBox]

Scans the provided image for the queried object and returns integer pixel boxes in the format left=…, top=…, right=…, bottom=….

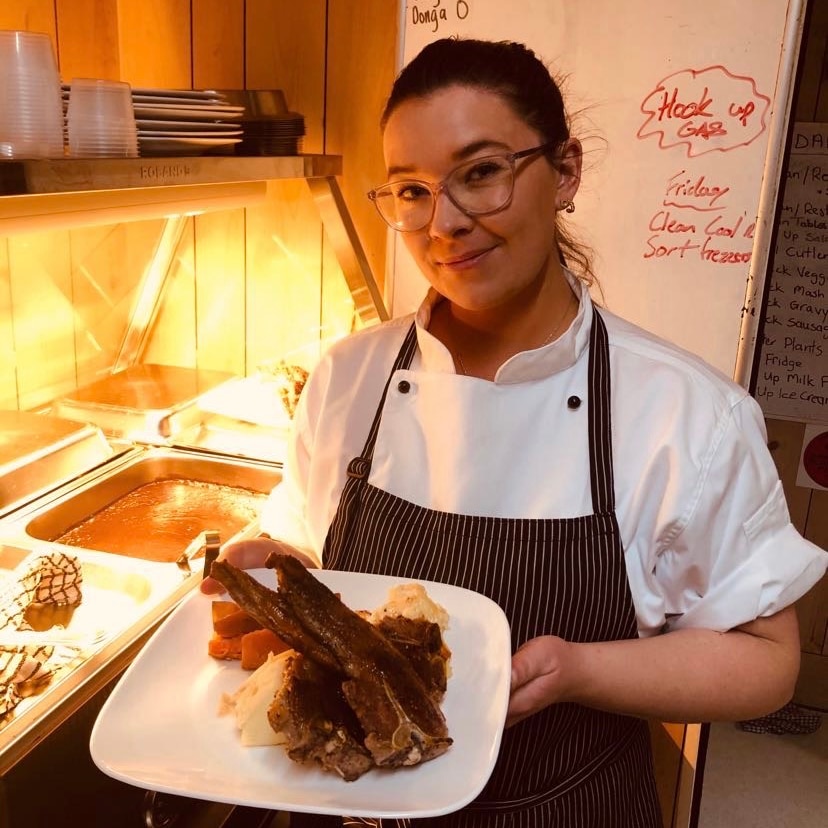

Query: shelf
left=0, top=153, right=342, bottom=195
left=0, top=153, right=388, bottom=324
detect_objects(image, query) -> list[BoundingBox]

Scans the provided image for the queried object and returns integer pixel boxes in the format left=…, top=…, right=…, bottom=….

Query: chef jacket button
left=397, top=380, right=411, bottom=394
left=567, top=395, right=581, bottom=410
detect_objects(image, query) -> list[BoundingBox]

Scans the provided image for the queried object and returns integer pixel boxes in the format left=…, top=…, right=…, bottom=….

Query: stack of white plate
left=62, top=85, right=245, bottom=157
left=132, top=87, right=244, bottom=156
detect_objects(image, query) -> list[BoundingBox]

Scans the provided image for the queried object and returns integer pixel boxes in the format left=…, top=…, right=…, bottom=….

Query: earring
left=560, top=200, right=575, bottom=214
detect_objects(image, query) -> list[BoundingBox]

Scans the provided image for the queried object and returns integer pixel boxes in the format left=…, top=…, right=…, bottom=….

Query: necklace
left=453, top=292, right=576, bottom=376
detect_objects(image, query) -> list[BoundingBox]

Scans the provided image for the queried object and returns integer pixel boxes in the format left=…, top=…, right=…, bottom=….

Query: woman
left=204, top=38, right=827, bottom=827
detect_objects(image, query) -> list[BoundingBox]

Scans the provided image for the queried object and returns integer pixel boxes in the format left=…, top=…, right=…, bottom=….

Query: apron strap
left=587, top=310, right=615, bottom=514
left=347, top=322, right=418, bottom=479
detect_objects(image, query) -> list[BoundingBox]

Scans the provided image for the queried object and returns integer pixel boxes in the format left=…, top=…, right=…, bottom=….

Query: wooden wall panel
left=143, top=221, right=197, bottom=367
left=0, top=0, right=56, bottom=40
left=325, top=0, right=396, bottom=300
left=116, top=0, right=192, bottom=87
left=320, top=242, right=355, bottom=348
left=797, top=650, right=828, bottom=708
left=245, top=0, right=326, bottom=152
left=193, top=210, right=247, bottom=374
left=244, top=180, right=323, bottom=373
left=190, top=0, right=246, bottom=376
left=68, top=220, right=164, bottom=384
left=808, top=0, right=828, bottom=122
left=244, top=2, right=327, bottom=375
left=0, top=243, right=17, bottom=409
left=0, top=0, right=382, bottom=405
left=649, top=720, right=683, bottom=828
left=793, top=0, right=828, bottom=121
left=319, top=0, right=397, bottom=343
left=115, top=0, right=194, bottom=370
left=8, top=232, right=77, bottom=408
left=192, top=0, right=244, bottom=88
left=55, top=0, right=121, bottom=81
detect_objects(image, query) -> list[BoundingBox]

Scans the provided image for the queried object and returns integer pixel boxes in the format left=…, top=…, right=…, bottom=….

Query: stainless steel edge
left=0, top=155, right=344, bottom=196
left=307, top=176, right=389, bottom=326
left=0, top=571, right=198, bottom=775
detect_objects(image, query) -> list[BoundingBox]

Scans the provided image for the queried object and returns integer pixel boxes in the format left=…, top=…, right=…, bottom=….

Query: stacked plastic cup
left=66, top=78, right=139, bottom=158
left=0, top=30, right=65, bottom=159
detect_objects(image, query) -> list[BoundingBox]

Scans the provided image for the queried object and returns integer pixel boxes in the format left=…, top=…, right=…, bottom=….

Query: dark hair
left=382, top=38, right=594, bottom=284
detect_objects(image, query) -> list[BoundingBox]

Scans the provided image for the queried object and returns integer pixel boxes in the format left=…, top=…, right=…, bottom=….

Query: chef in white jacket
left=205, top=37, right=827, bottom=828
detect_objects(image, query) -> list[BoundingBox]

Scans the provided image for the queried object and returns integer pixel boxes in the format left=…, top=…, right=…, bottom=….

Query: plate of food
left=90, top=559, right=512, bottom=819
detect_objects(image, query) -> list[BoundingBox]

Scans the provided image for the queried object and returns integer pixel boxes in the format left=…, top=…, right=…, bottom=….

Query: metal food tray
left=51, top=364, right=237, bottom=442
left=0, top=445, right=282, bottom=771
left=0, top=410, right=113, bottom=518
left=0, top=539, right=194, bottom=773
left=11, top=446, right=282, bottom=563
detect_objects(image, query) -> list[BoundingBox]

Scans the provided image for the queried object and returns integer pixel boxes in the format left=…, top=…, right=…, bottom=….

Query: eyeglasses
left=367, top=143, right=554, bottom=232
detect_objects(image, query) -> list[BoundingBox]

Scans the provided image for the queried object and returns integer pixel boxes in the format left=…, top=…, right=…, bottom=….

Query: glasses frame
left=367, top=142, right=555, bottom=232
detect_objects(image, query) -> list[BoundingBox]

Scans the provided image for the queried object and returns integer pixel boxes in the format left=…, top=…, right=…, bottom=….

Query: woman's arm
left=508, top=605, right=801, bottom=727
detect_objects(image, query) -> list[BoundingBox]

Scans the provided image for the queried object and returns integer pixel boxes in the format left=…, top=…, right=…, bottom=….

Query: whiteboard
left=391, top=0, right=806, bottom=381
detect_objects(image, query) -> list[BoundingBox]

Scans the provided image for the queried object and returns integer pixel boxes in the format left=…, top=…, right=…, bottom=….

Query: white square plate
left=90, top=568, right=511, bottom=819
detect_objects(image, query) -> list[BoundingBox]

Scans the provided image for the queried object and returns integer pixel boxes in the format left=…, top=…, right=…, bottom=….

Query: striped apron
left=292, top=311, right=662, bottom=828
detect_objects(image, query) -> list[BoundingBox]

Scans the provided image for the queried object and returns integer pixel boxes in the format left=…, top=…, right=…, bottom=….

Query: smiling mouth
left=436, top=247, right=495, bottom=269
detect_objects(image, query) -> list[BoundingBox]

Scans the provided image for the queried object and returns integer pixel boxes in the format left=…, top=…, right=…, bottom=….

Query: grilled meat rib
left=268, top=652, right=373, bottom=782
left=210, top=560, right=341, bottom=673
left=375, top=615, right=448, bottom=701
left=210, top=556, right=452, bottom=773
left=265, top=553, right=451, bottom=767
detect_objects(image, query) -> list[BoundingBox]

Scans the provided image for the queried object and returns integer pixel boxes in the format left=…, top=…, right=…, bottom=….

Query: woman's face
left=382, top=84, right=581, bottom=313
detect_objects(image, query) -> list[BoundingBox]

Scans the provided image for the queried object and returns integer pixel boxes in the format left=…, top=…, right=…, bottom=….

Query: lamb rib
left=210, top=556, right=452, bottom=770
left=210, top=559, right=341, bottom=673
left=268, top=652, right=373, bottom=782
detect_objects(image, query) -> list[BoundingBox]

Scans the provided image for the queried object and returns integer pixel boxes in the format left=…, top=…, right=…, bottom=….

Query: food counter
left=0, top=373, right=287, bottom=826
left=0, top=100, right=388, bottom=819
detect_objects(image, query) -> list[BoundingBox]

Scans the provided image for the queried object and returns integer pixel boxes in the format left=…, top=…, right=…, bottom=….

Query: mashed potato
left=369, top=583, right=450, bottom=632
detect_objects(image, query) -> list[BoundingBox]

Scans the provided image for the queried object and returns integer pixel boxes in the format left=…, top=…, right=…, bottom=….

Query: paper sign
left=796, top=423, right=828, bottom=491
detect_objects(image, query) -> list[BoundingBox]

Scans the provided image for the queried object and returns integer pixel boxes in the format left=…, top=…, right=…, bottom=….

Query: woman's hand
left=507, top=635, right=577, bottom=727
left=200, top=536, right=319, bottom=594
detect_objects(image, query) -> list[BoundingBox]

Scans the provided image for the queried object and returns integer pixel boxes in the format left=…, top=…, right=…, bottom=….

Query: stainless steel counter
left=0, top=443, right=281, bottom=774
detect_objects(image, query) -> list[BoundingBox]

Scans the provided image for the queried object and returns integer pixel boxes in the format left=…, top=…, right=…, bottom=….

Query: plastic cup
left=0, top=30, right=64, bottom=158
left=66, top=78, right=138, bottom=158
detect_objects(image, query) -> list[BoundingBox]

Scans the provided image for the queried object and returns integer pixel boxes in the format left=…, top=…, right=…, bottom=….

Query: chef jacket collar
left=413, top=270, right=593, bottom=384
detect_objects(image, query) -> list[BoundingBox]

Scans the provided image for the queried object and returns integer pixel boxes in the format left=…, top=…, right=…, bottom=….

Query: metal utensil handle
left=201, top=531, right=221, bottom=580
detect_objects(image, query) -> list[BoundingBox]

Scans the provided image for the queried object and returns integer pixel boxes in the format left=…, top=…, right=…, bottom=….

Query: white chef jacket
left=261, top=275, right=827, bottom=638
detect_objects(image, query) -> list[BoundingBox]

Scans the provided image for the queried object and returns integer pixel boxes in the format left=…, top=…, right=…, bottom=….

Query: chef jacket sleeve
left=258, top=378, right=321, bottom=567
left=655, top=395, right=827, bottom=632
